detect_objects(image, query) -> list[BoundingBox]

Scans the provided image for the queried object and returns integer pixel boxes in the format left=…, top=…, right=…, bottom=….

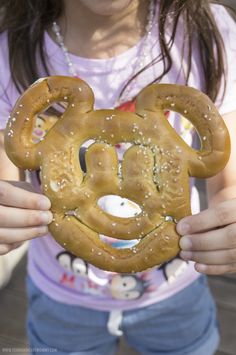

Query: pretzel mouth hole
left=97, top=195, right=142, bottom=218
left=64, top=194, right=142, bottom=220
left=79, top=141, right=133, bottom=173
left=99, top=234, right=140, bottom=249
left=98, top=216, right=175, bottom=250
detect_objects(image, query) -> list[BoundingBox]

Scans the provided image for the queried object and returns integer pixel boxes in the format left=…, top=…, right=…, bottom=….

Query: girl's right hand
left=0, top=180, right=53, bottom=255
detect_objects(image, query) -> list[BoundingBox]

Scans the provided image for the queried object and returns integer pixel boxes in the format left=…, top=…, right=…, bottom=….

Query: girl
left=0, top=1, right=236, bottom=354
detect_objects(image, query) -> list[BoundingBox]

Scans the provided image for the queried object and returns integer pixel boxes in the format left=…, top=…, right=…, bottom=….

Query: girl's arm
left=0, top=129, right=21, bottom=180
left=0, top=130, right=53, bottom=255
left=207, top=110, right=236, bottom=205
left=177, top=110, right=236, bottom=274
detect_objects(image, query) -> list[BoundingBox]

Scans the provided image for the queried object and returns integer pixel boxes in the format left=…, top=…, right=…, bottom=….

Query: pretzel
left=4, top=76, right=230, bottom=273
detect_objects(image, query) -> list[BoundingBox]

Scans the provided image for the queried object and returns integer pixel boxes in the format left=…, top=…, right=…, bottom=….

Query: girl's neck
left=53, top=0, right=149, bottom=59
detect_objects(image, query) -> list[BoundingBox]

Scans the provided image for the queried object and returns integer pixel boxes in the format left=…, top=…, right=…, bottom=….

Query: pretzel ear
left=135, top=84, right=230, bottom=178
left=4, top=76, right=94, bottom=170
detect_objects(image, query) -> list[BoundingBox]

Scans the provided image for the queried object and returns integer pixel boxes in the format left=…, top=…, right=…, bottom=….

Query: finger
left=0, top=226, right=49, bottom=243
left=0, top=243, right=15, bottom=255
left=5, top=180, right=37, bottom=193
left=11, top=242, right=24, bottom=249
left=194, top=263, right=236, bottom=275
left=180, top=248, right=236, bottom=265
left=0, top=180, right=51, bottom=210
left=177, top=199, right=236, bottom=235
left=179, top=223, right=236, bottom=251
left=0, top=205, right=53, bottom=227
left=0, top=242, right=26, bottom=255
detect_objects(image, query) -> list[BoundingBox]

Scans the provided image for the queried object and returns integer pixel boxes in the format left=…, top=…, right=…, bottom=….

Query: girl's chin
left=78, top=0, right=136, bottom=16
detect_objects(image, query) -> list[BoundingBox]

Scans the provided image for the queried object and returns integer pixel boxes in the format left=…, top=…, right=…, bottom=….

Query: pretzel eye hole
left=31, top=101, right=68, bottom=144
left=79, top=140, right=95, bottom=173
left=79, top=141, right=133, bottom=173
left=114, top=142, right=132, bottom=160
left=97, top=195, right=142, bottom=218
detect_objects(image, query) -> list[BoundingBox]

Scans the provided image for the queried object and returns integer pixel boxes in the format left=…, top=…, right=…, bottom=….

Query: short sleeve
left=211, top=5, right=236, bottom=115
left=0, top=32, right=20, bottom=130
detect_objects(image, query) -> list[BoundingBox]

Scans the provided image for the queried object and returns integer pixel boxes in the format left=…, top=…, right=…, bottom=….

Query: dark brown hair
left=0, top=0, right=234, bottom=102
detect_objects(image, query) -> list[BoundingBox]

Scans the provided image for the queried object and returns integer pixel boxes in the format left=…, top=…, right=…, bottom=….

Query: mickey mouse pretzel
left=4, top=76, right=230, bottom=272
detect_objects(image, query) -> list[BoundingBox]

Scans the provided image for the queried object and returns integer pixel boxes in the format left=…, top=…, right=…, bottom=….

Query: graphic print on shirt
left=159, top=257, right=189, bottom=283
left=56, top=251, right=108, bottom=296
left=56, top=251, right=89, bottom=287
left=179, top=115, right=195, bottom=146
left=109, top=273, right=155, bottom=300
left=31, top=114, right=58, bottom=143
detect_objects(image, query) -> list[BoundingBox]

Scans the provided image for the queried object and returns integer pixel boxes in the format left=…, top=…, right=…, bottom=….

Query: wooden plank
left=209, top=276, right=236, bottom=310
left=0, top=288, right=28, bottom=343
left=0, top=336, right=29, bottom=355
left=208, top=276, right=236, bottom=355
left=195, top=178, right=208, bottom=210
left=217, top=307, right=236, bottom=355
left=0, top=257, right=27, bottom=347
left=117, top=339, right=139, bottom=355
left=3, top=255, right=27, bottom=298
left=222, top=274, right=236, bottom=281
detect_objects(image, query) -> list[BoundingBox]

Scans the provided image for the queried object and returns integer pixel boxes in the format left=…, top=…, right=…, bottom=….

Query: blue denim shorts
left=26, top=275, right=219, bottom=355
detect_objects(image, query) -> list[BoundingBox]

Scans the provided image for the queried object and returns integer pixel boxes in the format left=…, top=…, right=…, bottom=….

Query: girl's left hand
left=177, top=199, right=236, bottom=275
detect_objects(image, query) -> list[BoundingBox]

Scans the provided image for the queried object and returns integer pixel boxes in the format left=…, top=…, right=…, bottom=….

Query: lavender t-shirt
left=0, top=5, right=236, bottom=311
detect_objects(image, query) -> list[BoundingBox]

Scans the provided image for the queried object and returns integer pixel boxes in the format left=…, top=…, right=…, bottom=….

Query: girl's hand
left=0, top=180, right=53, bottom=255
left=177, top=199, right=236, bottom=275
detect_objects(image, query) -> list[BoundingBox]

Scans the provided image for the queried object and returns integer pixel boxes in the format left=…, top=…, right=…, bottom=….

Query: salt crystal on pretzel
left=4, top=76, right=230, bottom=272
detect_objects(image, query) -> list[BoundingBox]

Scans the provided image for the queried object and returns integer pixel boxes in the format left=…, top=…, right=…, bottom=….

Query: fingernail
left=177, top=222, right=190, bottom=235
left=195, top=264, right=207, bottom=273
left=179, top=236, right=192, bottom=250
left=40, top=212, right=53, bottom=225
left=38, top=197, right=51, bottom=210
left=180, top=251, right=192, bottom=260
